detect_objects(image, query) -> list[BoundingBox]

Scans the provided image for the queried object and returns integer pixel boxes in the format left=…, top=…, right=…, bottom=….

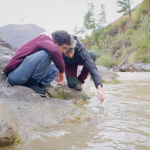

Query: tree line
left=73, top=0, right=136, bottom=36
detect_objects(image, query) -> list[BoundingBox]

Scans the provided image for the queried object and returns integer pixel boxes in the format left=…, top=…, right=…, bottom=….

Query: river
left=4, top=72, right=150, bottom=150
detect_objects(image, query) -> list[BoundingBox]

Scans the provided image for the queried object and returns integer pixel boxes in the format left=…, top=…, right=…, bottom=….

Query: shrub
left=90, top=44, right=101, bottom=57
left=110, top=40, right=122, bottom=55
left=114, top=48, right=124, bottom=59
left=125, top=29, right=134, bottom=35
left=92, top=27, right=104, bottom=43
left=103, top=24, right=117, bottom=37
left=96, top=54, right=115, bottom=68
left=138, top=40, right=150, bottom=54
left=131, top=20, right=141, bottom=30
left=137, top=53, right=150, bottom=63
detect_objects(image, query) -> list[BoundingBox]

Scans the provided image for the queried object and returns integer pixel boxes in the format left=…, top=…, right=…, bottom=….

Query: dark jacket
left=63, top=36, right=103, bottom=88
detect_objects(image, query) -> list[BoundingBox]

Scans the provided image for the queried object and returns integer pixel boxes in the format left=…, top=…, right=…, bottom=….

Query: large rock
left=0, top=39, right=119, bottom=147
left=96, top=65, right=119, bottom=83
left=44, top=80, right=91, bottom=104
left=119, top=61, right=150, bottom=72
left=0, top=40, right=15, bottom=71
left=0, top=110, right=14, bottom=147
left=0, top=40, right=86, bottom=148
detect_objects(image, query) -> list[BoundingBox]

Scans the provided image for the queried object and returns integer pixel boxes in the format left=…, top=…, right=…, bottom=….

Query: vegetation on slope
left=77, top=0, right=150, bottom=68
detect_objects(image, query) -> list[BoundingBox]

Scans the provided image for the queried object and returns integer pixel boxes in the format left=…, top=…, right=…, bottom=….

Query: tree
left=97, top=4, right=107, bottom=27
left=83, top=2, right=96, bottom=32
left=117, top=0, right=134, bottom=21
left=76, top=2, right=107, bottom=36
left=73, top=24, right=79, bottom=36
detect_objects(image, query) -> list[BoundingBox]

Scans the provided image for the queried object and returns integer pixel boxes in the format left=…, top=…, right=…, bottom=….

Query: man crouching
left=62, top=35, right=105, bottom=103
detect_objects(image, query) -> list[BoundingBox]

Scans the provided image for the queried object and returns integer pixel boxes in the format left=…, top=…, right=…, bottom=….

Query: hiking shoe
left=26, top=84, right=47, bottom=97
left=38, top=83, right=51, bottom=88
left=74, top=81, right=83, bottom=91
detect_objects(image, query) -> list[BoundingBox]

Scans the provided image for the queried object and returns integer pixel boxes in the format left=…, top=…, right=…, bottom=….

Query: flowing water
left=4, top=72, right=150, bottom=150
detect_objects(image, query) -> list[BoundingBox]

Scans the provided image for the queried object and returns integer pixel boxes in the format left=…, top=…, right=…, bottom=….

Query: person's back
left=3, top=30, right=71, bottom=97
left=3, top=34, right=54, bottom=74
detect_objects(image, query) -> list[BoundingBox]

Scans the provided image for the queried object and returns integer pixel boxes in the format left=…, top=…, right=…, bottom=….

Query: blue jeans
left=8, top=50, right=59, bottom=86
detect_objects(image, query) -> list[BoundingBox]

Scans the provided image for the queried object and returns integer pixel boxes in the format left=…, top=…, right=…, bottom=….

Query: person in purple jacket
left=2, top=30, right=71, bottom=97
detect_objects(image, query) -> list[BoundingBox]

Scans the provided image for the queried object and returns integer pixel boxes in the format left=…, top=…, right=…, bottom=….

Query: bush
left=131, top=20, right=141, bottom=30
left=92, top=27, right=104, bottom=43
left=110, top=40, right=122, bottom=54
left=96, top=54, right=115, bottom=68
left=138, top=40, right=150, bottom=54
left=103, top=24, right=117, bottom=37
left=137, top=53, right=150, bottom=63
left=90, top=44, right=101, bottom=57
left=114, top=48, right=124, bottom=59
left=125, top=29, right=134, bottom=35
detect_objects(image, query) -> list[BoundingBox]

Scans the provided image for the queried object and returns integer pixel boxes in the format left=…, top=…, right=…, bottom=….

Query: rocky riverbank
left=0, top=39, right=119, bottom=148
left=119, top=61, right=150, bottom=72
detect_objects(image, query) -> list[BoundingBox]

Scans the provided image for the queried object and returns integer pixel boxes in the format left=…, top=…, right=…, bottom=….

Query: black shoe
left=26, top=84, right=47, bottom=97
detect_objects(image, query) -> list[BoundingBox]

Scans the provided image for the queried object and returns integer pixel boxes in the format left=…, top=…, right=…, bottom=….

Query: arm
left=97, top=85, right=105, bottom=104
left=76, top=37, right=105, bottom=102
left=76, top=38, right=103, bottom=88
left=38, top=36, right=65, bottom=73
left=39, top=36, right=65, bottom=85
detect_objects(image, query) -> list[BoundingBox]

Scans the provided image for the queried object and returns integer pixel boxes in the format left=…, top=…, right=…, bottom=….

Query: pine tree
left=117, top=0, right=134, bottom=21
left=73, top=24, right=79, bottom=36
left=98, top=4, right=107, bottom=27
left=83, top=2, right=96, bottom=32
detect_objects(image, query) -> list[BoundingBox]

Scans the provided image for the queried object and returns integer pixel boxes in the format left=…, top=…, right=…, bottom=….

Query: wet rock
left=45, top=81, right=90, bottom=101
left=0, top=76, right=84, bottom=143
left=0, top=40, right=89, bottom=147
left=0, top=110, right=14, bottom=148
left=119, top=61, right=150, bottom=72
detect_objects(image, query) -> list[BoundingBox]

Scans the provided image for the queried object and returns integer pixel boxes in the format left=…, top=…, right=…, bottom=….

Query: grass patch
left=81, top=92, right=88, bottom=101
left=12, top=131, right=22, bottom=146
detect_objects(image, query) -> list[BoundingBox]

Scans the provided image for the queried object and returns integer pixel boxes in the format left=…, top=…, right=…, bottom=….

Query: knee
left=88, top=51, right=97, bottom=62
left=67, top=76, right=78, bottom=88
left=40, top=50, right=49, bottom=58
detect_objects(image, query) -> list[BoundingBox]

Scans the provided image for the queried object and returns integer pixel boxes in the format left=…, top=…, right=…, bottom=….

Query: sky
left=0, top=0, right=143, bottom=35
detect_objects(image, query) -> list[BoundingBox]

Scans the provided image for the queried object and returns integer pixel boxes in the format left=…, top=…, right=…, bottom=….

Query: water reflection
left=4, top=72, right=150, bottom=150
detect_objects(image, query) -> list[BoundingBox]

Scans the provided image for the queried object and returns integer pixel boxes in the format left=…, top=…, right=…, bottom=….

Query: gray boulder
left=0, top=110, right=14, bottom=147
left=0, top=40, right=86, bottom=148
left=96, top=65, right=119, bottom=83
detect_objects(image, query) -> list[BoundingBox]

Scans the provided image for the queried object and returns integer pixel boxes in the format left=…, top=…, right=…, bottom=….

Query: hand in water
left=97, top=85, right=105, bottom=104
left=55, top=72, right=65, bottom=85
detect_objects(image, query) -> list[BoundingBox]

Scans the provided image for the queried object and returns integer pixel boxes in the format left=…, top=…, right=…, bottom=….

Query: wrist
left=97, top=85, right=102, bottom=90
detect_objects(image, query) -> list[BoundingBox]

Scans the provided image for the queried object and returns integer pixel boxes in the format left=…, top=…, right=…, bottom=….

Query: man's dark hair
left=51, top=30, right=71, bottom=45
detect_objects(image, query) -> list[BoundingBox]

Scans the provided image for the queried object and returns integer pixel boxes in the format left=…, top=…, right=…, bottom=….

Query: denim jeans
left=8, top=50, right=59, bottom=86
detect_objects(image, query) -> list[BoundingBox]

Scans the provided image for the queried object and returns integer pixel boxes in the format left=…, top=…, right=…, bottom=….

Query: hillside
left=81, top=0, right=150, bottom=71
left=0, top=24, right=46, bottom=48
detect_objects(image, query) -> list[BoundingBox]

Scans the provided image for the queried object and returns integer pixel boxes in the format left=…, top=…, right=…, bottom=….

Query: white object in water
left=93, top=98, right=102, bottom=107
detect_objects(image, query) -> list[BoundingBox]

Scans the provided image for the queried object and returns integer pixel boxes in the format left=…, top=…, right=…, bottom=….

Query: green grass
left=12, top=131, right=22, bottom=146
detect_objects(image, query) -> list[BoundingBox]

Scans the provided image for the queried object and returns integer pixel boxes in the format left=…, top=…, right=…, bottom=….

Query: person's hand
left=55, top=72, right=65, bottom=85
left=97, top=85, right=105, bottom=104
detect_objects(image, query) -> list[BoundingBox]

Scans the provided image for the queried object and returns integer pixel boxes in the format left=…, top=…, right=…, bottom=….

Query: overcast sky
left=0, top=0, right=143, bottom=35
